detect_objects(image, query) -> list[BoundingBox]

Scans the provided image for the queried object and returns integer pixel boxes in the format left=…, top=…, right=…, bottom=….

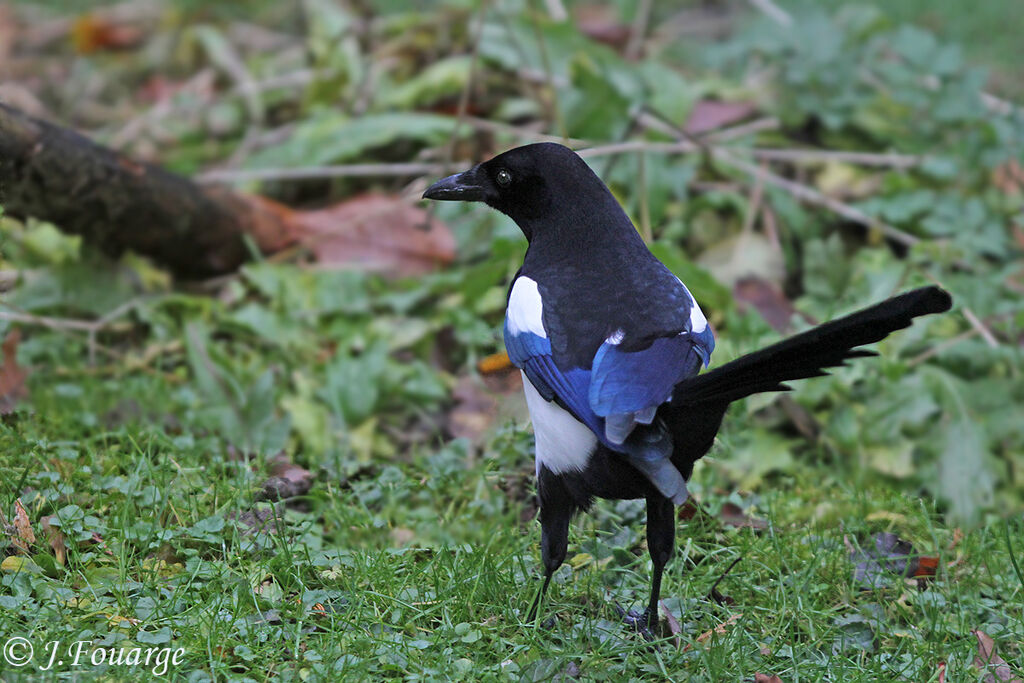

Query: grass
left=2, top=362, right=1021, bottom=681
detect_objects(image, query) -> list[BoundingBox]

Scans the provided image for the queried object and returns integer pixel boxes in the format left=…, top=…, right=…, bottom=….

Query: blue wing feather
left=589, top=335, right=704, bottom=417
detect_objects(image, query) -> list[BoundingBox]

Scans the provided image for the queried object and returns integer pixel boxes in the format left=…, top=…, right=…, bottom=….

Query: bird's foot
left=613, top=604, right=658, bottom=641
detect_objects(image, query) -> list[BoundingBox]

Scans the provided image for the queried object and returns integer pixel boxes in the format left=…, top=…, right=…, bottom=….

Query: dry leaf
left=477, top=352, right=514, bottom=375
left=258, top=454, right=313, bottom=501
left=70, top=13, right=144, bottom=53
left=734, top=276, right=811, bottom=334
left=41, top=515, right=67, bottom=566
left=685, top=100, right=757, bottom=135
left=0, top=3, right=17, bottom=62
left=683, top=612, right=743, bottom=652
left=659, top=599, right=683, bottom=649
left=754, top=675, right=784, bottom=683
left=297, top=194, right=456, bottom=275
left=0, top=329, right=29, bottom=414
left=973, top=630, right=1023, bottom=683
left=12, top=498, right=35, bottom=552
left=719, top=502, right=768, bottom=530
left=447, top=376, right=499, bottom=443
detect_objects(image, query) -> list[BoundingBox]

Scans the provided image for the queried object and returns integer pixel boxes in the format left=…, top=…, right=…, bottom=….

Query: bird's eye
left=495, top=169, right=512, bottom=187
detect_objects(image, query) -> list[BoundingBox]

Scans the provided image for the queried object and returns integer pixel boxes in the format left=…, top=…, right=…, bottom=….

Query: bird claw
left=613, top=604, right=658, bottom=641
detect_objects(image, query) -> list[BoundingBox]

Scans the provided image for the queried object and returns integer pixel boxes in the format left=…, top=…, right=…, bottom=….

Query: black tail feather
left=671, top=286, right=952, bottom=407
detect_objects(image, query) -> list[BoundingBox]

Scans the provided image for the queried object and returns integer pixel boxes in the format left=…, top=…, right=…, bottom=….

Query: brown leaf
left=973, top=630, right=1024, bottom=683
left=719, top=502, right=768, bottom=530
left=683, top=612, right=743, bottom=652
left=41, top=516, right=67, bottom=566
left=447, top=376, right=498, bottom=443
left=0, top=4, right=17, bottom=63
left=734, top=276, right=810, bottom=334
left=70, top=13, right=145, bottom=53
left=754, top=675, right=784, bottom=683
left=575, top=4, right=630, bottom=49
left=659, top=599, right=683, bottom=648
left=0, top=329, right=29, bottom=414
left=295, top=194, right=456, bottom=275
left=684, top=100, right=757, bottom=135
left=258, top=455, right=313, bottom=501
left=992, top=159, right=1024, bottom=196
left=11, top=499, right=35, bottom=552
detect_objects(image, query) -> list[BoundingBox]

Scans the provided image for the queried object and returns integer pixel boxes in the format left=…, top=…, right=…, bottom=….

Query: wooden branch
left=0, top=103, right=295, bottom=278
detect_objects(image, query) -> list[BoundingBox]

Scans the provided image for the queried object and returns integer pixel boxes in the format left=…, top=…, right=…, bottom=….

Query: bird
left=423, top=142, right=952, bottom=634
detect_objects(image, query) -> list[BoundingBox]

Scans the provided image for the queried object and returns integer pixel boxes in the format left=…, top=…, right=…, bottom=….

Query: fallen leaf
left=0, top=329, right=29, bottom=414
left=734, top=276, right=811, bottom=333
left=718, top=502, right=768, bottom=530
left=12, top=499, right=35, bottom=552
left=1, top=555, right=43, bottom=574
left=684, top=100, right=757, bottom=135
left=70, top=13, right=145, bottom=53
left=683, top=612, right=743, bottom=652
left=477, top=352, right=514, bottom=375
left=992, top=159, right=1024, bottom=196
left=41, top=515, right=67, bottom=566
left=296, top=194, right=456, bottom=275
left=257, top=455, right=313, bottom=501
left=754, top=675, right=784, bottom=683
left=575, top=4, right=630, bottom=50
left=0, top=4, right=18, bottom=63
left=973, top=630, right=1024, bottom=683
left=229, top=507, right=280, bottom=537
left=659, top=599, right=683, bottom=648
left=850, top=532, right=939, bottom=588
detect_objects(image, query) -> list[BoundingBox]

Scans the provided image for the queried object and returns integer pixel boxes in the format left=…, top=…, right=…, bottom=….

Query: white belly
left=521, top=371, right=597, bottom=476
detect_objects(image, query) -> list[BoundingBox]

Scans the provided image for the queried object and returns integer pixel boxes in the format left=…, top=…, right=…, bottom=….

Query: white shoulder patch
left=606, top=328, right=625, bottom=345
left=507, top=277, right=546, bottom=337
left=675, top=276, right=708, bottom=333
left=521, top=372, right=597, bottom=476
left=689, top=300, right=708, bottom=333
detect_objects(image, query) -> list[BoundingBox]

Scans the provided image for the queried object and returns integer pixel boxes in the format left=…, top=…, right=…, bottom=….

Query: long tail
left=671, top=286, right=952, bottom=407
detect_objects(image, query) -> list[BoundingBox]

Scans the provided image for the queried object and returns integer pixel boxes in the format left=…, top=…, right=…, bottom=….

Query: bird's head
left=423, top=143, right=614, bottom=239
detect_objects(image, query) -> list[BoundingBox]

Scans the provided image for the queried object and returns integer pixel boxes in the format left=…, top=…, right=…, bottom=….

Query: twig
left=746, top=0, right=792, bottom=27
left=704, top=116, right=780, bottom=142
left=625, top=0, right=653, bottom=61
left=743, top=148, right=923, bottom=168
left=713, top=150, right=923, bottom=248
left=906, top=328, right=978, bottom=368
left=708, top=556, right=742, bottom=606
left=961, top=307, right=999, bottom=348
left=197, top=161, right=468, bottom=184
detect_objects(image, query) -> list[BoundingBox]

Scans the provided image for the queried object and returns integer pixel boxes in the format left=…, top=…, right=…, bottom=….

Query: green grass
left=2, top=365, right=1021, bottom=681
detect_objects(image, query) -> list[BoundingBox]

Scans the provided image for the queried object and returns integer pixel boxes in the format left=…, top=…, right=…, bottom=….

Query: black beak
left=422, top=168, right=485, bottom=202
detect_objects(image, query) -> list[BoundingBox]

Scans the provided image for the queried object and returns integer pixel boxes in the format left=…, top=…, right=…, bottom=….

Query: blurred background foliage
left=0, top=0, right=1022, bottom=678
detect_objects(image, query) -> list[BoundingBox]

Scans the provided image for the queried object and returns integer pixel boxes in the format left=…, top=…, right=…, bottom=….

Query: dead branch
left=0, top=103, right=295, bottom=278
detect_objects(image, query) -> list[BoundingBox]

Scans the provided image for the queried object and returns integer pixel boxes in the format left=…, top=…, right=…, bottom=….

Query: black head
left=423, top=143, right=618, bottom=238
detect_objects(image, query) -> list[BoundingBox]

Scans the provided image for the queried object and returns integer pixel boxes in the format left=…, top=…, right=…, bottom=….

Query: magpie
left=423, top=142, right=952, bottom=632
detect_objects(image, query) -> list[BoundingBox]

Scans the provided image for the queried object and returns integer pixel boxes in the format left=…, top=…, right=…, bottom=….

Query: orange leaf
left=70, top=14, right=144, bottom=54
left=0, top=329, right=29, bottom=414
left=477, top=352, right=513, bottom=375
left=12, top=499, right=35, bottom=552
left=295, top=194, right=456, bottom=275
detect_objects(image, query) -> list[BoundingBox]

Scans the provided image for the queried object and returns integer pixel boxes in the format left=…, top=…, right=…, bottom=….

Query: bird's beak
left=422, top=168, right=485, bottom=202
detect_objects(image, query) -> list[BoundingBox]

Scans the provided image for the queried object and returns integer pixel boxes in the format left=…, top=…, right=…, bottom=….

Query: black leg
left=641, top=495, right=676, bottom=631
left=528, top=468, right=573, bottom=622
